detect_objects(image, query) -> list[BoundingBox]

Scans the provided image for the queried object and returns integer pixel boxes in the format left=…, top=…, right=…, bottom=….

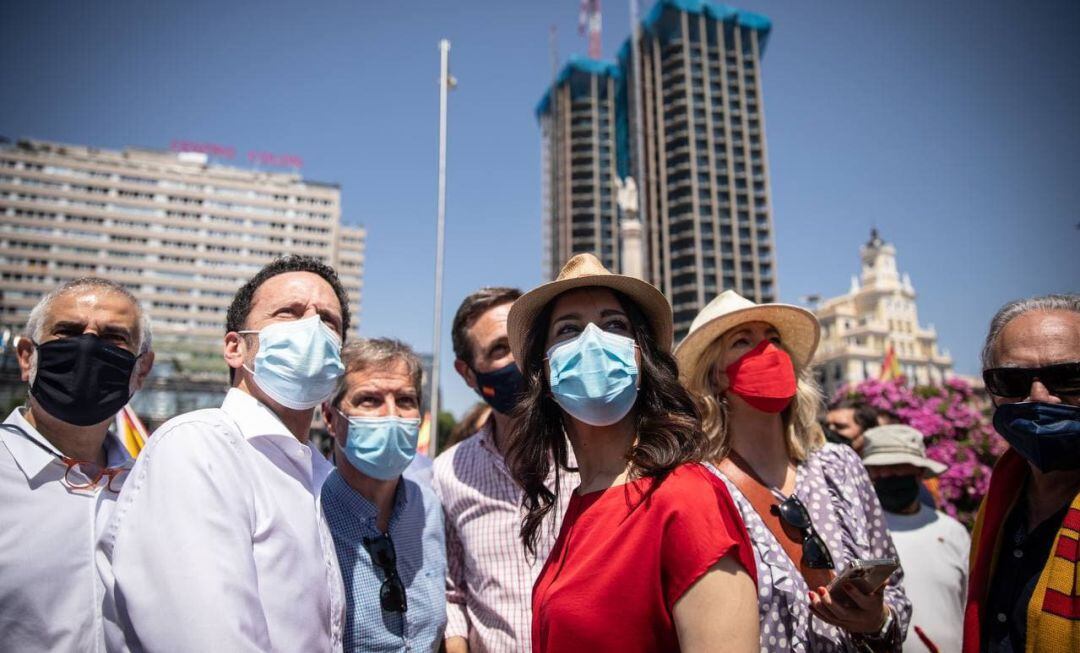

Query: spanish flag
left=879, top=344, right=902, bottom=381
left=115, top=404, right=150, bottom=458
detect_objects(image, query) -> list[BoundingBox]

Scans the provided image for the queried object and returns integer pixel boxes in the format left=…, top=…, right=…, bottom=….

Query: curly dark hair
left=226, top=255, right=351, bottom=335
left=226, top=255, right=350, bottom=383
left=506, top=288, right=707, bottom=556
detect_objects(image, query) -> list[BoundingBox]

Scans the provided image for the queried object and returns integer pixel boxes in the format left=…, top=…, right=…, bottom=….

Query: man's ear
left=131, top=351, right=155, bottom=391
left=15, top=337, right=34, bottom=383
left=322, top=402, right=338, bottom=440
left=454, top=359, right=477, bottom=390
left=224, top=332, right=247, bottom=372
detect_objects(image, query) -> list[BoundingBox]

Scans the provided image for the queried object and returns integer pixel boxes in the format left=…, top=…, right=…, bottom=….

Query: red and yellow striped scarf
left=963, top=448, right=1080, bottom=653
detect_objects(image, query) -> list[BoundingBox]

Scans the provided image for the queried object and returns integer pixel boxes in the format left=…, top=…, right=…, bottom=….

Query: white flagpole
left=430, top=39, right=451, bottom=455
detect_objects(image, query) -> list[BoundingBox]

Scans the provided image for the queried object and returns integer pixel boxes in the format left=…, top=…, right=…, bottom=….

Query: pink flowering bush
left=835, top=377, right=1007, bottom=527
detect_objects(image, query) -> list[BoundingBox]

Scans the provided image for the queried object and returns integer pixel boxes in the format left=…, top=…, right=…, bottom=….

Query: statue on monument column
left=614, top=175, right=644, bottom=279
left=614, top=175, right=639, bottom=216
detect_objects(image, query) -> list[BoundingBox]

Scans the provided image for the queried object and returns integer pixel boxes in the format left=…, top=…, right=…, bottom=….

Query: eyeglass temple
left=0, top=424, right=66, bottom=459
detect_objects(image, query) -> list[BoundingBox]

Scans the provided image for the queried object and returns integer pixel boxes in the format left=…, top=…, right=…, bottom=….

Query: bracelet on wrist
left=859, top=607, right=893, bottom=642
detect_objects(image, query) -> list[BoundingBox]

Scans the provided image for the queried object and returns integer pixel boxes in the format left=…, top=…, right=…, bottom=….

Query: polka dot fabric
left=706, top=444, right=912, bottom=652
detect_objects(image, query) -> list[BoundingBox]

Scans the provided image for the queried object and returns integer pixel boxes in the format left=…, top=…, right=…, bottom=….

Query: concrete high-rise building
left=627, top=1, right=775, bottom=339
left=0, top=138, right=365, bottom=389
left=813, top=230, right=954, bottom=398
left=538, top=57, right=622, bottom=280
left=538, top=1, right=777, bottom=341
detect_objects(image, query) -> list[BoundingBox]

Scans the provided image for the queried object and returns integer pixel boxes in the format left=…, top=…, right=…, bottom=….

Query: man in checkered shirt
left=434, top=287, right=578, bottom=653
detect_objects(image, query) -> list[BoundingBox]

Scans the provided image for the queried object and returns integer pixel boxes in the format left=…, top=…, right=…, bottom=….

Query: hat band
left=864, top=443, right=928, bottom=459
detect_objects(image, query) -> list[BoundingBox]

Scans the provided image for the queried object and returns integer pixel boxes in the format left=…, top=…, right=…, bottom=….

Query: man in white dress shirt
left=0, top=277, right=154, bottom=652
left=98, top=255, right=349, bottom=652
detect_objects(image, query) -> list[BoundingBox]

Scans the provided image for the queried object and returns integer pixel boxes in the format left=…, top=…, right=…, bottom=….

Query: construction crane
left=579, top=0, right=602, bottom=59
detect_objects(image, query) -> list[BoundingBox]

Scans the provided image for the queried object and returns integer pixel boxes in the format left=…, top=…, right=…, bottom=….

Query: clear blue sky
left=2, top=1, right=1077, bottom=417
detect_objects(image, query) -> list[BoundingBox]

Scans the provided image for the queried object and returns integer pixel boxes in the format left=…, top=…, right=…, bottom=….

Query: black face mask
left=873, top=475, right=921, bottom=513
left=471, top=361, right=525, bottom=416
left=30, top=334, right=138, bottom=426
left=824, top=427, right=852, bottom=447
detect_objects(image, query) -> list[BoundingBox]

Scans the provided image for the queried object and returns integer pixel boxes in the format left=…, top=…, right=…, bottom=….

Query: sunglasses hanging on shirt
left=771, top=490, right=836, bottom=570
left=364, top=532, right=407, bottom=613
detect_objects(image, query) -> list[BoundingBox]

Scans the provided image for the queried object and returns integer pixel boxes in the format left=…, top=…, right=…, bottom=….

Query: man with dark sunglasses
left=319, top=338, right=447, bottom=652
left=0, top=278, right=154, bottom=652
left=963, top=293, right=1080, bottom=653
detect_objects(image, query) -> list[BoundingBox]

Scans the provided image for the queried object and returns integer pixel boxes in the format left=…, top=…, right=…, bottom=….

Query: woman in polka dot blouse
left=676, top=291, right=912, bottom=652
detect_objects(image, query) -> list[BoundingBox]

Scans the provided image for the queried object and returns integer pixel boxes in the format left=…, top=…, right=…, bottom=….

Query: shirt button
left=1013, top=549, right=1023, bottom=559
left=997, top=613, right=1007, bottom=623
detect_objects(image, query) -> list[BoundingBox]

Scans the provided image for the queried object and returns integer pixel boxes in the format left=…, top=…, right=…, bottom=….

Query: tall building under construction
left=537, top=58, right=622, bottom=280
left=539, top=0, right=776, bottom=340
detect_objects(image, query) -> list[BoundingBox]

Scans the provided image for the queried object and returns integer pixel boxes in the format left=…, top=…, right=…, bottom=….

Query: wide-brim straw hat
left=508, top=253, right=673, bottom=366
left=860, top=424, right=948, bottom=477
left=674, top=290, right=820, bottom=382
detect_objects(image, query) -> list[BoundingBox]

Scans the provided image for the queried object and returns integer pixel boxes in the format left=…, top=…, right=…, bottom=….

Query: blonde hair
left=684, top=336, right=825, bottom=463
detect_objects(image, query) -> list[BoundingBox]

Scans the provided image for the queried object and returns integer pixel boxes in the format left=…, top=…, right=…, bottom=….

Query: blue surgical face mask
left=993, top=401, right=1080, bottom=473
left=241, top=315, right=345, bottom=410
left=546, top=322, right=639, bottom=426
left=337, top=412, right=421, bottom=481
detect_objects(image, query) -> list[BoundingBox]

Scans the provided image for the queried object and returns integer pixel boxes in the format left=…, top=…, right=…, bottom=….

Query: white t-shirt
left=886, top=504, right=970, bottom=653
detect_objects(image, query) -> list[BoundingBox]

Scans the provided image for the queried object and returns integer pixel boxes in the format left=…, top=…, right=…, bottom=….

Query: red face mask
left=724, top=340, right=797, bottom=413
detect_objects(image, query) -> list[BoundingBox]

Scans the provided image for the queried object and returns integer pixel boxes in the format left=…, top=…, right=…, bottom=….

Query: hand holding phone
left=809, top=558, right=897, bottom=635
left=826, top=558, right=899, bottom=607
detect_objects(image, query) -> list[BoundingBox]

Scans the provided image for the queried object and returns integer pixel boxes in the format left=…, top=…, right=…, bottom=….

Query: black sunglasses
left=773, top=492, right=835, bottom=570
left=983, top=362, right=1080, bottom=398
left=364, top=533, right=407, bottom=613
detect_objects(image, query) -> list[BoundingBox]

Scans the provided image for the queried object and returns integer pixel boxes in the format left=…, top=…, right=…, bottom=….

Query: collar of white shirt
left=222, top=387, right=300, bottom=441
left=219, top=388, right=334, bottom=489
left=1, top=407, right=133, bottom=483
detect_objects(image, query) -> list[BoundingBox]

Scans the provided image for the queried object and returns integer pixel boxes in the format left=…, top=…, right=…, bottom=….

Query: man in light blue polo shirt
left=321, top=337, right=446, bottom=652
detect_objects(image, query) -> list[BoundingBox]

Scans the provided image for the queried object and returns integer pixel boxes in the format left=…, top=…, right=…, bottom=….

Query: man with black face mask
left=433, top=287, right=579, bottom=653
left=862, top=424, right=969, bottom=653
left=0, top=277, right=154, bottom=652
left=964, top=293, right=1080, bottom=653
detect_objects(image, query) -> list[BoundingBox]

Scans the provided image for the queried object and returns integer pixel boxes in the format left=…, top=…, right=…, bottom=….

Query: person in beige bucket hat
left=860, top=424, right=948, bottom=479
left=860, top=424, right=969, bottom=653
left=676, top=290, right=912, bottom=651
left=504, top=254, right=759, bottom=653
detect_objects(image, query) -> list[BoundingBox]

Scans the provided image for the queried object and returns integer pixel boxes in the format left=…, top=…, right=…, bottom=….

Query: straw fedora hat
left=507, top=253, right=673, bottom=366
left=674, top=290, right=820, bottom=381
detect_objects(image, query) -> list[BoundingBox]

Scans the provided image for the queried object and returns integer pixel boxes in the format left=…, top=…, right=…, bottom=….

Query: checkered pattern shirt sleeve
left=432, top=424, right=577, bottom=653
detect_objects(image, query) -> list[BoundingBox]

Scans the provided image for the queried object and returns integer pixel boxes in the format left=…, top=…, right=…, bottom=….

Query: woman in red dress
left=505, top=253, right=759, bottom=653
